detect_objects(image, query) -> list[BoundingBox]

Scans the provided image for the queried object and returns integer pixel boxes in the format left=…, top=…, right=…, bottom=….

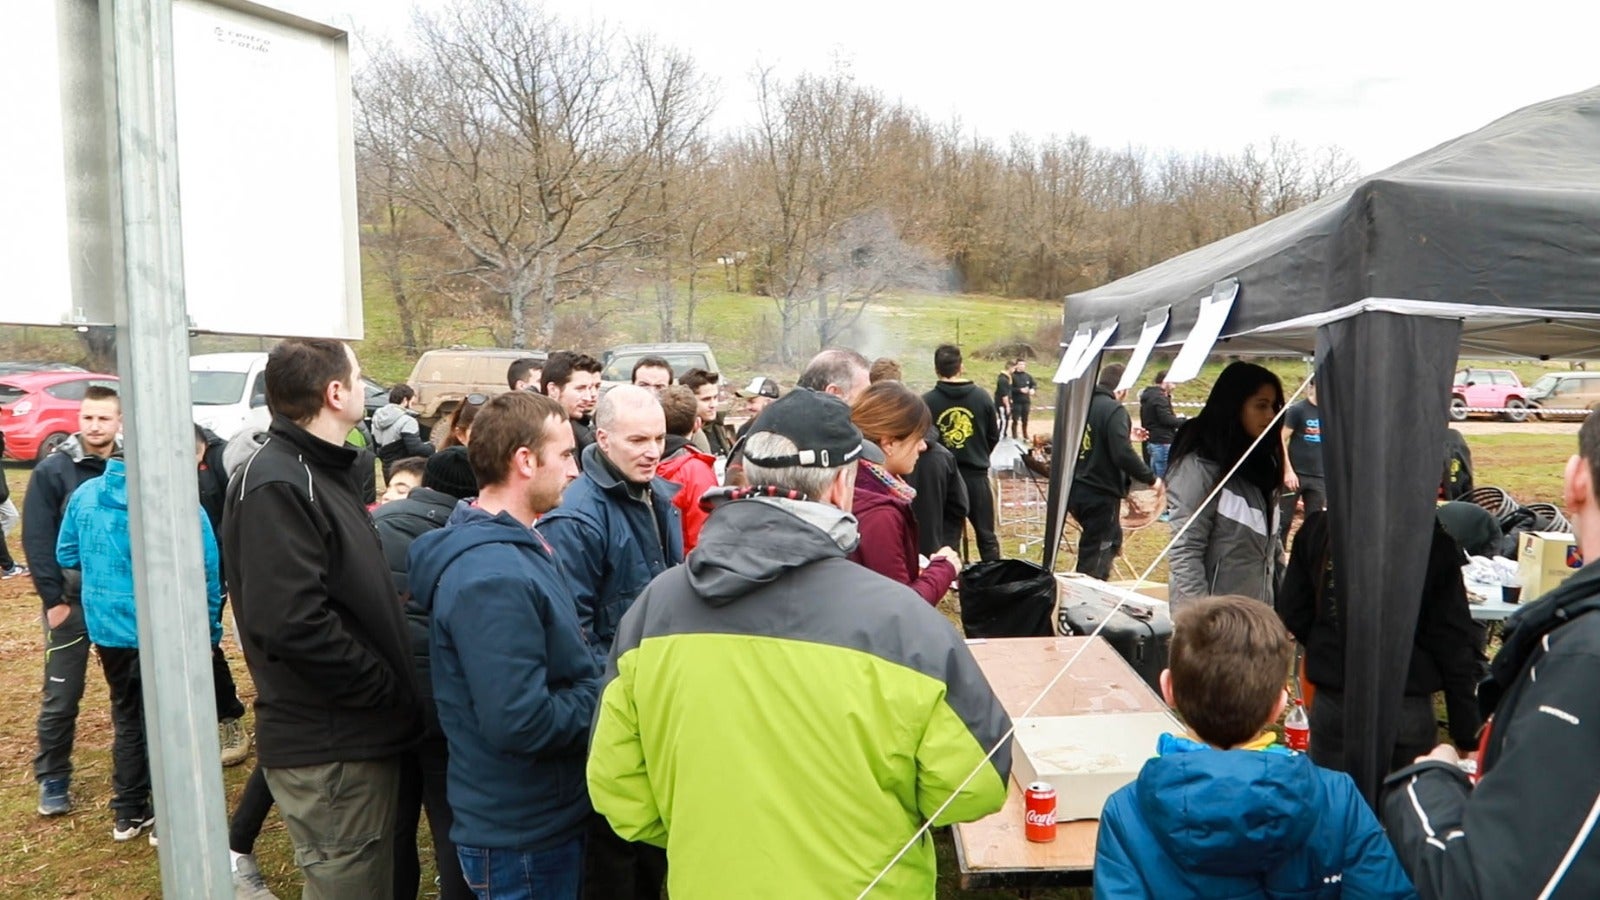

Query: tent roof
left=1066, top=85, right=1600, bottom=359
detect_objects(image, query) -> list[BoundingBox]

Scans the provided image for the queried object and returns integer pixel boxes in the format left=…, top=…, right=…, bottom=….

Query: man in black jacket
left=26, top=386, right=121, bottom=817
left=223, top=339, right=421, bottom=900
left=1009, top=358, right=1037, bottom=440
left=907, top=426, right=970, bottom=558
left=1381, top=413, right=1600, bottom=898
left=1069, top=365, right=1159, bottom=580
left=1138, top=369, right=1184, bottom=481
left=924, top=344, right=1001, bottom=561
left=372, top=446, right=478, bottom=900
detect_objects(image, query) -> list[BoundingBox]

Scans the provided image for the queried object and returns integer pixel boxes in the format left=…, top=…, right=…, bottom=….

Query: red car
left=0, top=371, right=120, bottom=462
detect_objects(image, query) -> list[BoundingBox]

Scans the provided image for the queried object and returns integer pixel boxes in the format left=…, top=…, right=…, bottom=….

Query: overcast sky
left=315, top=0, right=1598, bottom=175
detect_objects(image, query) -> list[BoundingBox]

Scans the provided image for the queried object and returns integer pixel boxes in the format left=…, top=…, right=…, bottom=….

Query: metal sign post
left=107, top=0, right=231, bottom=894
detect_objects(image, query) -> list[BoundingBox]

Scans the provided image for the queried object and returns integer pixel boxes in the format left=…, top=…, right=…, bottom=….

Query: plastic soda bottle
left=1284, top=700, right=1310, bottom=752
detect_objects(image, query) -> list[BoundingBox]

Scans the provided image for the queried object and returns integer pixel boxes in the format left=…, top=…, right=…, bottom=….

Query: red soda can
left=1024, top=781, right=1057, bottom=842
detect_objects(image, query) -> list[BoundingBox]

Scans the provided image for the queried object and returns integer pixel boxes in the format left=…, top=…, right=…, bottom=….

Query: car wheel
left=37, top=432, right=70, bottom=461
left=428, top=409, right=456, bottom=446
left=1503, top=398, right=1529, bottom=423
left=1448, top=396, right=1468, bottom=422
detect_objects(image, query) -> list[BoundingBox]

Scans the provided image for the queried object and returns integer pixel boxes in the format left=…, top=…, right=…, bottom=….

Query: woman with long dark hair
left=849, top=382, right=961, bottom=606
left=1166, top=362, right=1286, bottom=608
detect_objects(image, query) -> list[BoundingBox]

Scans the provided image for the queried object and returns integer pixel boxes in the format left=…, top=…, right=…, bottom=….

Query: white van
left=191, top=352, right=270, bottom=440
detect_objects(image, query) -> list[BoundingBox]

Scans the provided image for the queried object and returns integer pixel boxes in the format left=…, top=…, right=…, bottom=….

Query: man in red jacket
left=657, top=387, right=718, bottom=552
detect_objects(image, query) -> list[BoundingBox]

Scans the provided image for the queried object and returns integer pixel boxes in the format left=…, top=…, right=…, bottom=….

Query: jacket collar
left=268, top=414, right=357, bottom=470
left=578, top=442, right=681, bottom=503
left=665, top=434, right=692, bottom=457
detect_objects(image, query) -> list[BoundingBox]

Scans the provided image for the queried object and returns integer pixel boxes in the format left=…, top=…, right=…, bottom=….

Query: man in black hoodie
left=923, top=344, right=1001, bottom=561
left=372, top=446, right=479, bottom=900
left=1381, top=413, right=1600, bottom=899
left=1138, top=369, right=1184, bottom=482
left=223, top=339, right=421, bottom=900
left=1069, top=365, right=1159, bottom=580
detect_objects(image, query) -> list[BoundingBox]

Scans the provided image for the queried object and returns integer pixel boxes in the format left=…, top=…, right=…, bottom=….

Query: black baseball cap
left=742, top=389, right=884, bottom=468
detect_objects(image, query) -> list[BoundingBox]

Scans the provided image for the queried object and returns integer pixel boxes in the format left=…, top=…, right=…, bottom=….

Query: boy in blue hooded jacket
left=57, top=458, right=223, bottom=843
left=1094, top=595, right=1416, bottom=899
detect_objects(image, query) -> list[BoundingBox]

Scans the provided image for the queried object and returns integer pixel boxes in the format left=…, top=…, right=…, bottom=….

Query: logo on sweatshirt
left=937, top=408, right=976, bottom=450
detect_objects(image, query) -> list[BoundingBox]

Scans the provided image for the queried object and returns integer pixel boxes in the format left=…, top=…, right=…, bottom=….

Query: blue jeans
left=1148, top=443, right=1171, bottom=481
left=457, top=837, right=585, bottom=900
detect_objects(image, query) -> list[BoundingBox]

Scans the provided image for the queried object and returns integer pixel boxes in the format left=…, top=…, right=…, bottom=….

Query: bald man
left=535, top=385, right=681, bottom=898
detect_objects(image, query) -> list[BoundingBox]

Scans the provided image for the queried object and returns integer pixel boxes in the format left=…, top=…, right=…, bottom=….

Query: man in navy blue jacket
left=409, top=391, right=599, bottom=900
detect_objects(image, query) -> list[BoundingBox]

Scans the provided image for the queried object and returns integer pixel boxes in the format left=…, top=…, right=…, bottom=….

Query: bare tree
left=354, top=0, right=708, bottom=347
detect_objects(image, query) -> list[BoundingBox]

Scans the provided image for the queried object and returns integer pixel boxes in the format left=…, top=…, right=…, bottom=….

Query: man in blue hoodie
left=57, top=456, right=223, bottom=843
left=408, top=391, right=600, bottom=900
left=1094, top=595, right=1415, bottom=899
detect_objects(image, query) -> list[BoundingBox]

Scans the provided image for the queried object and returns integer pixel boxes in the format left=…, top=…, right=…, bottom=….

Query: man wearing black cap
left=586, top=389, right=1013, bottom=898
left=372, top=446, right=478, bottom=900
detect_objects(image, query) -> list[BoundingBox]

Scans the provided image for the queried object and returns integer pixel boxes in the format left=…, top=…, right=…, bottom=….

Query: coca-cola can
left=1024, top=781, right=1057, bottom=842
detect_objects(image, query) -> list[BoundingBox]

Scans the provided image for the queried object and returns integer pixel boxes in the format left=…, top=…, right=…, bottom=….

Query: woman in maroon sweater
left=849, top=382, right=962, bottom=605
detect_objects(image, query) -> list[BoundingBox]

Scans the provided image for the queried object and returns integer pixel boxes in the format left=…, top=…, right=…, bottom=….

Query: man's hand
left=931, top=547, right=962, bottom=569
left=1285, top=468, right=1301, bottom=492
left=1130, top=425, right=1150, bottom=442
left=45, top=604, right=71, bottom=631
left=1417, top=743, right=1461, bottom=766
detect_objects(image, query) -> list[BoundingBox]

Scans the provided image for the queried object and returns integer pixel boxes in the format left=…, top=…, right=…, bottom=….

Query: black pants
left=1011, top=403, right=1031, bottom=439
left=212, top=644, right=246, bottom=721
left=395, top=735, right=471, bottom=900
left=98, top=646, right=153, bottom=818
left=958, top=468, right=1001, bottom=562
left=230, top=765, right=275, bottom=853
left=1068, top=485, right=1123, bottom=581
left=1278, top=477, right=1327, bottom=543
left=35, top=603, right=89, bottom=783
left=584, top=813, right=667, bottom=900
left=1309, top=689, right=1438, bottom=774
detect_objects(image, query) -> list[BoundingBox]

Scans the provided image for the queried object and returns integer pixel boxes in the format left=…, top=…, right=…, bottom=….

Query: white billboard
left=0, top=0, right=362, bottom=339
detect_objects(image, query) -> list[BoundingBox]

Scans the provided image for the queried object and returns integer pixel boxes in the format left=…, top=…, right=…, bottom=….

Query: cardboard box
left=1109, top=580, right=1169, bottom=602
left=1011, top=712, right=1182, bottom=821
left=1518, top=531, right=1583, bottom=600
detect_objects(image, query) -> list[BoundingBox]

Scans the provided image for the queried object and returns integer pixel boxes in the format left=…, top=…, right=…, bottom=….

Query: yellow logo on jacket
left=937, top=407, right=976, bottom=449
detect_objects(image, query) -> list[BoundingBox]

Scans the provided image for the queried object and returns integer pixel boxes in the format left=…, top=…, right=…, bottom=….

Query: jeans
left=1068, top=485, right=1123, bottom=581
left=959, top=469, right=1001, bottom=562
left=396, top=736, right=471, bottom=900
left=1148, top=443, right=1171, bottom=481
left=266, top=757, right=402, bottom=900
left=35, top=603, right=89, bottom=783
left=0, top=498, right=19, bottom=568
left=459, top=837, right=585, bottom=900
left=98, top=646, right=152, bottom=819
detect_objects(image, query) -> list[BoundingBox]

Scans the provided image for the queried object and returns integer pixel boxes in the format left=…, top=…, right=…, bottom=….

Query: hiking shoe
left=1, top=564, right=28, bottom=579
left=233, top=854, right=279, bottom=899
left=37, top=778, right=71, bottom=816
left=219, top=717, right=251, bottom=767
left=113, top=814, right=155, bottom=842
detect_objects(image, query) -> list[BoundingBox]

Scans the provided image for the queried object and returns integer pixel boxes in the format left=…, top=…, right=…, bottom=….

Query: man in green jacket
left=587, top=389, right=1012, bottom=898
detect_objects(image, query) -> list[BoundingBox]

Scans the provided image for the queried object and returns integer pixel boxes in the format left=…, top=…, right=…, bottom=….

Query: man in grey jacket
left=372, top=384, right=435, bottom=480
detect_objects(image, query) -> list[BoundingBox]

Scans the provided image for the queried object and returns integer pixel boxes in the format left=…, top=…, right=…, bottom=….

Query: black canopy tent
left=1043, top=85, right=1600, bottom=803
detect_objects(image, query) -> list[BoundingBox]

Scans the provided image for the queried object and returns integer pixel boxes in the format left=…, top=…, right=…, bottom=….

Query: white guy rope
left=855, top=375, right=1312, bottom=898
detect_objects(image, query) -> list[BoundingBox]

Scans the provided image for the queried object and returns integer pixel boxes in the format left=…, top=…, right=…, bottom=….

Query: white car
left=190, top=352, right=270, bottom=440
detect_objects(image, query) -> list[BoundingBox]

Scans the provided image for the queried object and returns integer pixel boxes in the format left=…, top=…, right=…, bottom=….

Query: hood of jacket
left=223, top=428, right=269, bottom=478
left=96, top=457, right=130, bottom=511
left=408, top=502, right=545, bottom=617
left=930, top=379, right=982, bottom=402
left=659, top=443, right=716, bottom=480
left=370, top=403, right=419, bottom=443
left=55, top=433, right=124, bottom=466
left=686, top=495, right=859, bottom=606
left=1135, top=734, right=1320, bottom=877
left=852, top=468, right=912, bottom=517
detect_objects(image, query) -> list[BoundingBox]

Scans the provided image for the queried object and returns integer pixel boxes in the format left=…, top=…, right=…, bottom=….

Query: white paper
left=1116, top=307, right=1171, bottom=393
left=1053, top=326, right=1095, bottom=384
left=1167, top=279, right=1240, bottom=384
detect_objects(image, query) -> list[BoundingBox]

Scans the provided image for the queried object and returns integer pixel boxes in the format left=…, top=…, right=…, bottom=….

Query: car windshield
left=1531, top=375, right=1561, bottom=394
left=602, top=352, right=711, bottom=382
left=191, top=371, right=248, bottom=406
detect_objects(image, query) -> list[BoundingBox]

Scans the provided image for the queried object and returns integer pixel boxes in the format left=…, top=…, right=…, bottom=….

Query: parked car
left=0, top=371, right=120, bottom=461
left=362, top=376, right=388, bottom=424
left=600, top=342, right=721, bottom=390
left=1451, top=368, right=1530, bottom=422
left=1527, top=371, right=1600, bottom=419
left=406, top=347, right=546, bottom=430
left=191, top=353, right=271, bottom=440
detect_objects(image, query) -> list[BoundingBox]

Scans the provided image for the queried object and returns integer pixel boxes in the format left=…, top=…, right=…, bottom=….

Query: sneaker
left=233, top=854, right=279, bottom=899
left=113, top=814, right=155, bottom=842
left=219, top=718, right=251, bottom=767
left=37, top=778, right=71, bottom=816
left=149, top=824, right=158, bottom=847
left=1157, top=511, right=1171, bottom=523
left=1, top=564, right=28, bottom=579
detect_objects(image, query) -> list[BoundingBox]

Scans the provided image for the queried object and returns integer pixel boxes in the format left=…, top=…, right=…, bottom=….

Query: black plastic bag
left=958, top=559, right=1055, bottom=639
